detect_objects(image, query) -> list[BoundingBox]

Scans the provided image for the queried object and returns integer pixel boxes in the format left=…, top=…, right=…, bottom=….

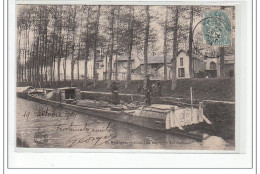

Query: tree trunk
left=44, top=12, right=48, bottom=84
left=17, top=29, right=21, bottom=82
left=84, top=7, right=90, bottom=87
left=220, top=47, right=225, bottom=77
left=64, top=56, right=67, bottom=82
left=171, top=6, right=178, bottom=90
left=70, top=7, right=77, bottom=87
left=125, top=7, right=134, bottom=88
left=77, top=45, right=80, bottom=81
left=71, top=58, right=74, bottom=86
left=93, top=6, right=101, bottom=87
left=188, top=6, right=194, bottom=78
left=105, top=46, right=109, bottom=80
left=51, top=21, right=56, bottom=84
left=115, top=7, right=120, bottom=81
left=219, top=6, right=225, bottom=78
left=57, top=8, right=63, bottom=84
left=27, top=28, right=31, bottom=83
left=24, top=30, right=27, bottom=82
left=163, top=7, right=168, bottom=80
left=107, top=7, right=115, bottom=88
left=58, top=58, right=61, bottom=82
left=144, top=6, right=150, bottom=77
left=64, top=36, right=68, bottom=82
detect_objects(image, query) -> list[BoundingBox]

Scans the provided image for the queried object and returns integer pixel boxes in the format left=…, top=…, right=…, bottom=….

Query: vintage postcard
left=16, top=4, right=236, bottom=150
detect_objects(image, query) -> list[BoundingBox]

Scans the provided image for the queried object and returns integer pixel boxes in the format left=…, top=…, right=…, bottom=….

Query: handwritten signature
left=66, top=132, right=117, bottom=148
left=56, top=122, right=116, bottom=147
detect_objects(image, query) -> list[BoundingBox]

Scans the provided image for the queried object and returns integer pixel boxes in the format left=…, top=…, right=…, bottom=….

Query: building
left=46, top=51, right=234, bottom=82
left=112, top=55, right=135, bottom=80
left=132, top=51, right=205, bottom=80
left=132, top=55, right=173, bottom=80
left=204, top=54, right=235, bottom=78
left=176, top=50, right=204, bottom=79
left=224, top=54, right=235, bottom=77
left=154, top=64, right=172, bottom=80
left=204, top=57, right=220, bottom=78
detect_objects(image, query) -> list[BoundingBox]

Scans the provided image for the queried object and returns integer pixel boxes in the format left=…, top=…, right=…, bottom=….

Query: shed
left=48, top=87, right=81, bottom=103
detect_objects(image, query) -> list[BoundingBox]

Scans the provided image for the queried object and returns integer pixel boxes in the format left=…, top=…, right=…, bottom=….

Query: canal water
left=16, top=98, right=235, bottom=150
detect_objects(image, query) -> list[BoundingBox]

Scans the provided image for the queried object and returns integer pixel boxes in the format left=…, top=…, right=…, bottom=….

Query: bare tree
left=188, top=6, right=194, bottom=78
left=163, top=7, right=169, bottom=80
left=70, top=6, right=77, bottom=86
left=107, top=7, right=116, bottom=88
left=114, top=6, right=121, bottom=81
left=125, top=6, right=134, bottom=88
left=143, top=6, right=150, bottom=76
left=171, top=6, right=178, bottom=90
left=93, top=6, right=101, bottom=87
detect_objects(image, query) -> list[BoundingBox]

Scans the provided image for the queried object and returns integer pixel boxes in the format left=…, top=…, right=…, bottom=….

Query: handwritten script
left=22, top=107, right=77, bottom=121
left=56, top=122, right=117, bottom=147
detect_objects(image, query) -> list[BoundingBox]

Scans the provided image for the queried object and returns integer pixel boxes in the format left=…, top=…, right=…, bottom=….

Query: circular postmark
left=34, top=131, right=48, bottom=145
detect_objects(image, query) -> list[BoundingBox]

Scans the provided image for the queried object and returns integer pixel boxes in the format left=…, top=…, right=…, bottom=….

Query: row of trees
left=17, top=5, right=233, bottom=89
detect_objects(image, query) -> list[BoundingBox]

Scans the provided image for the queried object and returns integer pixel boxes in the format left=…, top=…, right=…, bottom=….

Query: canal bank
left=17, top=78, right=235, bottom=101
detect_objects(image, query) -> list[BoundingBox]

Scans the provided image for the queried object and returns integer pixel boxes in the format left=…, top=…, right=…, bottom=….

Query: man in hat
left=111, top=82, right=119, bottom=104
left=143, top=75, right=151, bottom=106
left=156, top=80, right=162, bottom=97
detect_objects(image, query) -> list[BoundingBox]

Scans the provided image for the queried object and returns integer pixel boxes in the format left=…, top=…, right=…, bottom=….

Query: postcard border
left=3, top=0, right=256, bottom=171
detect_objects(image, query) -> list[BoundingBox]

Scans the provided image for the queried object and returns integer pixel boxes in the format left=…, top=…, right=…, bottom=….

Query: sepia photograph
left=16, top=4, right=235, bottom=150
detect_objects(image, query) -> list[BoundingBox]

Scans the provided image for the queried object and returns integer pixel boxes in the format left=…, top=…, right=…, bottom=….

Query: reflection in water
left=16, top=98, right=234, bottom=150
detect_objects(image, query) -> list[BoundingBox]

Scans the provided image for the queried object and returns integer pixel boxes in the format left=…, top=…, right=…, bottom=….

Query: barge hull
left=28, top=94, right=203, bottom=141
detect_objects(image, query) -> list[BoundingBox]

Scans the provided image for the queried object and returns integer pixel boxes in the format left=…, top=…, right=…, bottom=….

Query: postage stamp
left=202, top=10, right=232, bottom=46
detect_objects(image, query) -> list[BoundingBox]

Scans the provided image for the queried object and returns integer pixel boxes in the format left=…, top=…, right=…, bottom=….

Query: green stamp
left=203, top=10, right=231, bottom=46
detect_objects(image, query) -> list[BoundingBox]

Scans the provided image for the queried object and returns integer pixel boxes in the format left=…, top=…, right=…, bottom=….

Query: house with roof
left=154, top=51, right=205, bottom=80
left=224, top=54, right=235, bottom=77
left=176, top=51, right=205, bottom=79
left=112, top=55, right=135, bottom=80
left=204, top=54, right=235, bottom=78
left=131, top=55, right=173, bottom=80
left=132, top=51, right=206, bottom=80
left=154, top=64, right=173, bottom=80
left=204, top=57, right=220, bottom=78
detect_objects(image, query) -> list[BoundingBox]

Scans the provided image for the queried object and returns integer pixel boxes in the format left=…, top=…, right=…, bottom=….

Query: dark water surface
left=16, top=98, right=234, bottom=150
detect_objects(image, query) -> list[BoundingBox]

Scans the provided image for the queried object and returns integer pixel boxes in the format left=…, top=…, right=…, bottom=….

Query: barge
left=26, top=87, right=213, bottom=141
left=17, top=86, right=34, bottom=99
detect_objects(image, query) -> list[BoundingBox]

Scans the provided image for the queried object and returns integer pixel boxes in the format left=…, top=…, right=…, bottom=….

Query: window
left=151, top=64, right=158, bottom=68
left=210, top=61, right=216, bottom=70
left=65, top=89, right=76, bottom=99
left=178, top=68, right=185, bottom=77
left=229, top=70, right=234, bottom=77
left=180, top=58, right=183, bottom=66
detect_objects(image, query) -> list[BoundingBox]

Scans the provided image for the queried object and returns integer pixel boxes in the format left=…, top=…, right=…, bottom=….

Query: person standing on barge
left=143, top=75, right=151, bottom=106
left=111, top=82, right=120, bottom=105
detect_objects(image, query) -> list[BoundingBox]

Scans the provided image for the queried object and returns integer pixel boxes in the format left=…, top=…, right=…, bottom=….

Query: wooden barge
left=17, top=86, right=34, bottom=99
left=26, top=87, right=213, bottom=141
